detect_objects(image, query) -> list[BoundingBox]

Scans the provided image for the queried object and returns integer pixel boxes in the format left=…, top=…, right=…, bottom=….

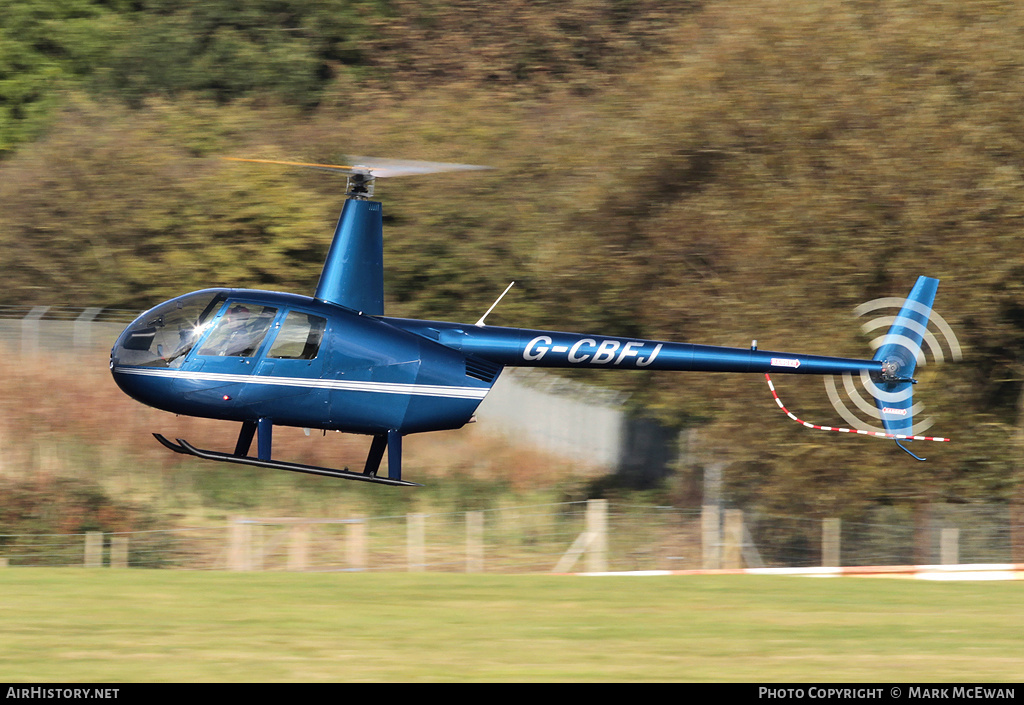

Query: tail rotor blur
left=825, top=277, right=960, bottom=452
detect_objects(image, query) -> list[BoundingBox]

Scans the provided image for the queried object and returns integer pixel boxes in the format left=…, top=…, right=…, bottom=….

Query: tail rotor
left=825, top=276, right=960, bottom=455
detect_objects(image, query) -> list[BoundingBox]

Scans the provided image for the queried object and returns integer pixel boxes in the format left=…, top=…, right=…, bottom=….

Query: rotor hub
left=346, top=168, right=375, bottom=199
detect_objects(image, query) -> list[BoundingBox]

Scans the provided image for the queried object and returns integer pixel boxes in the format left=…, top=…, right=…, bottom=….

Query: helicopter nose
left=110, top=365, right=176, bottom=414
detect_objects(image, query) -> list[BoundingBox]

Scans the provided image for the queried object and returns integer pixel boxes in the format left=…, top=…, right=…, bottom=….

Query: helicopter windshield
left=113, top=291, right=227, bottom=368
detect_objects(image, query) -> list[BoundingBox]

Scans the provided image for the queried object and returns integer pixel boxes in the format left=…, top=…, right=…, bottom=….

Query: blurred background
left=1, top=0, right=1022, bottom=570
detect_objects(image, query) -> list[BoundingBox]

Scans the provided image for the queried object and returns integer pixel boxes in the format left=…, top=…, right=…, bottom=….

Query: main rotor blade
left=345, top=156, right=492, bottom=178
left=224, top=157, right=360, bottom=173
left=224, top=156, right=491, bottom=178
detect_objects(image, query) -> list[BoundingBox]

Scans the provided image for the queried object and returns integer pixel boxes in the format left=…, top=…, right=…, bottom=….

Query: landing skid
left=152, top=433, right=421, bottom=487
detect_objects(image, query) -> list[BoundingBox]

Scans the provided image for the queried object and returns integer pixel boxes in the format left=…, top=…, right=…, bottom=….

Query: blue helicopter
left=110, top=157, right=945, bottom=486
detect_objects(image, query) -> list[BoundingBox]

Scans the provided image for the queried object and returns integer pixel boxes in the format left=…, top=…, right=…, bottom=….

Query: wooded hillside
left=2, top=1, right=1023, bottom=514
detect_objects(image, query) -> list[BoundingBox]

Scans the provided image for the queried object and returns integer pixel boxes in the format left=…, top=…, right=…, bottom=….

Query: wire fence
left=745, top=503, right=1019, bottom=567
left=0, top=527, right=229, bottom=570
left=1, top=501, right=1019, bottom=572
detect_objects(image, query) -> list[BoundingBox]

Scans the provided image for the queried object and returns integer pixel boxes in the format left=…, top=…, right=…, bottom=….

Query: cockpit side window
left=268, top=312, right=327, bottom=360
left=196, top=304, right=278, bottom=357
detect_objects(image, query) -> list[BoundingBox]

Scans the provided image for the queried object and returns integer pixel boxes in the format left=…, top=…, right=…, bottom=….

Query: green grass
left=0, top=570, right=1021, bottom=682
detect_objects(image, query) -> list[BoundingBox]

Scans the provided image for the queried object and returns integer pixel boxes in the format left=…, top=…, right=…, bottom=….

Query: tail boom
left=400, top=323, right=884, bottom=377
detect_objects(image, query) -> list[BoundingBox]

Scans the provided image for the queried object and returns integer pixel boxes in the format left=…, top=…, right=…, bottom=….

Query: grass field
left=0, top=570, right=1021, bottom=682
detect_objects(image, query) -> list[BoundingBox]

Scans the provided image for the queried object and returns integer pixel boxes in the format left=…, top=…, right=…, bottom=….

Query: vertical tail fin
left=869, top=276, right=939, bottom=441
left=314, top=198, right=385, bottom=315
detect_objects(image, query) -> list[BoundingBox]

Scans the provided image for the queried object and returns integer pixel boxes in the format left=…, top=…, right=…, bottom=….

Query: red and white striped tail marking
left=764, top=373, right=950, bottom=442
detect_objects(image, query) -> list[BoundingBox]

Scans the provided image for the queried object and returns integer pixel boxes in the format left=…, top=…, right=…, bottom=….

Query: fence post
left=21, top=306, right=49, bottom=357
left=288, top=523, right=310, bottom=571
left=1010, top=501, right=1024, bottom=564
left=110, top=536, right=128, bottom=568
left=228, top=517, right=251, bottom=571
left=586, top=499, right=608, bottom=573
left=466, top=511, right=484, bottom=573
left=74, top=308, right=103, bottom=349
left=822, top=518, right=841, bottom=567
left=250, top=523, right=264, bottom=572
left=914, top=502, right=933, bottom=565
left=702, top=505, right=721, bottom=570
left=723, top=509, right=744, bottom=569
left=347, top=519, right=366, bottom=572
left=940, top=527, right=959, bottom=565
left=408, top=514, right=426, bottom=571
left=84, top=532, right=103, bottom=568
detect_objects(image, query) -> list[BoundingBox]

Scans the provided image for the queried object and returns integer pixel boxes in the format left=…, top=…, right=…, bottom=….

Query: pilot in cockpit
left=215, top=305, right=253, bottom=356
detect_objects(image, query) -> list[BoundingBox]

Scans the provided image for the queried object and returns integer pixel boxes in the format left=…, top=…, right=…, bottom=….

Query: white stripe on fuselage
left=114, top=366, right=489, bottom=400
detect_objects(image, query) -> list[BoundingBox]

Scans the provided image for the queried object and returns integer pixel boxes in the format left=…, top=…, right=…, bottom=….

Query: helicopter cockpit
left=112, top=290, right=228, bottom=368
left=113, top=289, right=331, bottom=371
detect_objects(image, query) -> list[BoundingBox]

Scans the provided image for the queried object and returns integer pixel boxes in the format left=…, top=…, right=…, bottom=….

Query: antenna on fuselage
left=475, top=281, right=515, bottom=327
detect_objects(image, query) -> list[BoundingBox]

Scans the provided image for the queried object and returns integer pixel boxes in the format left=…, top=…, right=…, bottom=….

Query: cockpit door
left=178, top=301, right=279, bottom=406
left=243, top=310, right=330, bottom=425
